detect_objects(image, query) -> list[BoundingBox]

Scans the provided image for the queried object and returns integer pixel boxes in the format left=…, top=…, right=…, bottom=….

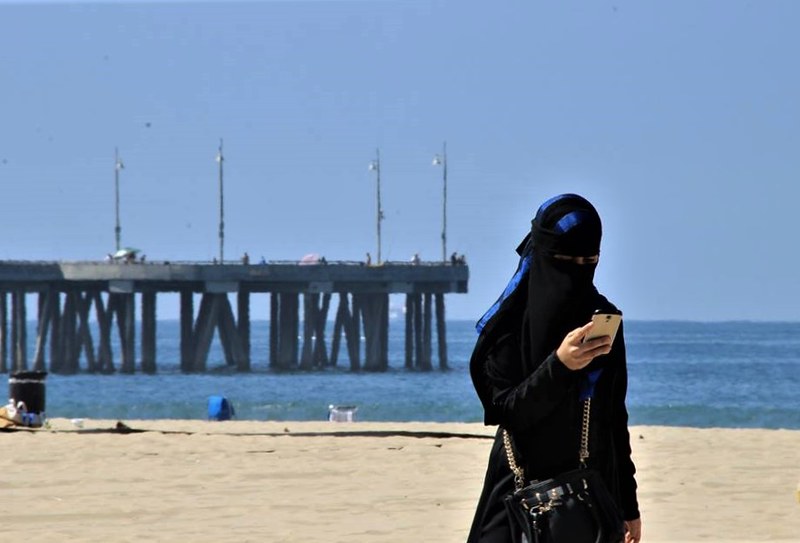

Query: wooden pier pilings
left=0, top=260, right=468, bottom=375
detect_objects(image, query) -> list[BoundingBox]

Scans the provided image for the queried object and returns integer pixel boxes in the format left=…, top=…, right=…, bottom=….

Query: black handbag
left=501, top=398, right=626, bottom=543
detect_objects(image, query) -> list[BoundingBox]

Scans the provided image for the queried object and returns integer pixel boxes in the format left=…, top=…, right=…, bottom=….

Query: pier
left=0, top=260, right=468, bottom=374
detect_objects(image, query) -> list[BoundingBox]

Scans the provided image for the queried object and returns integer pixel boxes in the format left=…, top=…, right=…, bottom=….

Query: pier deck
left=0, top=260, right=468, bottom=293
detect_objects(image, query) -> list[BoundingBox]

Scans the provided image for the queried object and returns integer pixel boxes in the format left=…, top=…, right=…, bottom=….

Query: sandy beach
left=1, top=419, right=798, bottom=542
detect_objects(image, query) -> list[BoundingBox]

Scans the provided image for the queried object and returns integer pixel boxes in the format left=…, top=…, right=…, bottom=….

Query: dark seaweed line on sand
left=5, top=422, right=494, bottom=440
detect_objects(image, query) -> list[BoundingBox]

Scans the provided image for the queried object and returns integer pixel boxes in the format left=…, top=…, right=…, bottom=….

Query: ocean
left=17, top=320, right=800, bottom=430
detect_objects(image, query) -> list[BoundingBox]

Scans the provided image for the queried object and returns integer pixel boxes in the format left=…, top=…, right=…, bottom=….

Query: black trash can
left=9, top=371, right=47, bottom=419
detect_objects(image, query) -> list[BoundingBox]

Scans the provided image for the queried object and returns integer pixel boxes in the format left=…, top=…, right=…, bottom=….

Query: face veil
left=520, top=194, right=604, bottom=377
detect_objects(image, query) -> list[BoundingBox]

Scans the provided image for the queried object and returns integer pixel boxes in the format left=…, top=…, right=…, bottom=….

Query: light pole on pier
left=114, top=148, right=124, bottom=252
left=216, top=139, right=225, bottom=264
left=433, top=142, right=447, bottom=262
left=368, top=149, right=384, bottom=264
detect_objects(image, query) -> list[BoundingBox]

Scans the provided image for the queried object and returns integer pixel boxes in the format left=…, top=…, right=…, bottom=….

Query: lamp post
left=433, top=142, right=447, bottom=262
left=368, top=149, right=384, bottom=264
left=114, top=148, right=124, bottom=252
left=215, top=139, right=224, bottom=264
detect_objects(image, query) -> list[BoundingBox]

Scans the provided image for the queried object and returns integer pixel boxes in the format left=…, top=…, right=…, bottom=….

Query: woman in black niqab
left=467, top=194, right=642, bottom=543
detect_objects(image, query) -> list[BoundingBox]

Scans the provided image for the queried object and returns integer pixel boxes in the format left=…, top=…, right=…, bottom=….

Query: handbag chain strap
left=502, top=397, right=592, bottom=492
left=579, top=397, right=591, bottom=468
left=502, top=426, right=527, bottom=492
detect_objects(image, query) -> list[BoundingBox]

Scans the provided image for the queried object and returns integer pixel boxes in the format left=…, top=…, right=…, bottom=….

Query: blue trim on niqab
left=536, top=193, right=572, bottom=218
left=554, top=209, right=592, bottom=234
left=475, top=254, right=531, bottom=334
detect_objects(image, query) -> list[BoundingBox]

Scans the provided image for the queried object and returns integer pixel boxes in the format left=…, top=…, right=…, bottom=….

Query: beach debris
left=328, top=404, right=357, bottom=422
left=114, top=421, right=135, bottom=434
left=0, top=408, right=16, bottom=429
left=0, top=399, right=45, bottom=429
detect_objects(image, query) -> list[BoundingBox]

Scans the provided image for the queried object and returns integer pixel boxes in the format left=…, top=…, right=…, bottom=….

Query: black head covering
left=471, top=193, right=609, bottom=423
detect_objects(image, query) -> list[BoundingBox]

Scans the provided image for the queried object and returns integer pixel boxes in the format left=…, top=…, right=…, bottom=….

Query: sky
left=1, top=0, right=799, bottom=322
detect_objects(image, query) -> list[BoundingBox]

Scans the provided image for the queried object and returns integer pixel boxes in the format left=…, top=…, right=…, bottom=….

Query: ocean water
left=15, top=320, right=800, bottom=429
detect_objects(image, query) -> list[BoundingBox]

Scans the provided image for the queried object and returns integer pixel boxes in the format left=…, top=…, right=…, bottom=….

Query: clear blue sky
left=1, top=0, right=798, bottom=321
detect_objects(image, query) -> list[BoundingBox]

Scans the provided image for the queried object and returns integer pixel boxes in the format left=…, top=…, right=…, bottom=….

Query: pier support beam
left=405, top=294, right=413, bottom=369
left=59, top=291, right=78, bottom=374
left=115, top=293, right=136, bottom=374
left=180, top=290, right=194, bottom=373
left=94, top=292, right=114, bottom=373
left=422, top=293, right=433, bottom=371
left=405, top=292, right=436, bottom=371
left=359, top=293, right=389, bottom=371
left=330, top=292, right=361, bottom=370
left=237, top=289, right=251, bottom=371
left=141, top=292, right=157, bottom=374
left=191, top=293, right=219, bottom=372
left=300, top=292, right=332, bottom=370
left=269, top=292, right=300, bottom=370
left=269, top=294, right=278, bottom=368
left=300, top=293, right=317, bottom=370
left=32, top=290, right=54, bottom=372
left=435, top=293, right=448, bottom=370
left=276, top=292, right=299, bottom=370
left=217, top=296, right=235, bottom=366
left=344, top=293, right=361, bottom=371
left=217, top=294, right=246, bottom=369
left=314, top=292, right=331, bottom=367
left=330, top=292, right=345, bottom=367
left=0, top=292, right=6, bottom=373
left=413, top=293, right=424, bottom=370
left=76, top=292, right=96, bottom=373
left=12, top=289, right=27, bottom=373
left=50, top=292, right=64, bottom=372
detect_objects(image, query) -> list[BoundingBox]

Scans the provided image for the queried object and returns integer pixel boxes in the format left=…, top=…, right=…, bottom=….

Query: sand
left=1, top=419, right=798, bottom=542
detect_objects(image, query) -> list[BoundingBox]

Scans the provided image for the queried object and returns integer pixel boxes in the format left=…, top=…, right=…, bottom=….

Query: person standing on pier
left=466, top=194, right=642, bottom=543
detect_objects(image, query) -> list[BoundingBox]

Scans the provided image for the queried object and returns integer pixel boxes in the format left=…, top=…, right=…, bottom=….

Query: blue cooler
left=208, top=396, right=235, bottom=421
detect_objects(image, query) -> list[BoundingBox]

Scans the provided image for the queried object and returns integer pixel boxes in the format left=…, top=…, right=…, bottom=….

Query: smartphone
left=583, top=310, right=622, bottom=344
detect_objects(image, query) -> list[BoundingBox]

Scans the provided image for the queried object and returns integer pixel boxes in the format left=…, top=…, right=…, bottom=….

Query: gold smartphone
left=584, top=311, right=622, bottom=344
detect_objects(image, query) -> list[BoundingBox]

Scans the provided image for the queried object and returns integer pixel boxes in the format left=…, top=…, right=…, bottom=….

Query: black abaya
left=467, top=194, right=640, bottom=542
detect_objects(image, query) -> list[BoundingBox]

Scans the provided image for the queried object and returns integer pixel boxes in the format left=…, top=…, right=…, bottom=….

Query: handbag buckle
left=524, top=488, right=565, bottom=515
left=527, top=497, right=563, bottom=516
left=547, top=486, right=565, bottom=500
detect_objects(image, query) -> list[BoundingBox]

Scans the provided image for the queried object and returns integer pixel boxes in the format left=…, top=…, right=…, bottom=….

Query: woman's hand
left=555, top=321, right=613, bottom=371
left=625, top=517, right=642, bottom=543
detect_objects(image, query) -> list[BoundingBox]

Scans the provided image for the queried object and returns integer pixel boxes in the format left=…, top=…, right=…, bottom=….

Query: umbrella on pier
left=299, top=253, right=321, bottom=265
